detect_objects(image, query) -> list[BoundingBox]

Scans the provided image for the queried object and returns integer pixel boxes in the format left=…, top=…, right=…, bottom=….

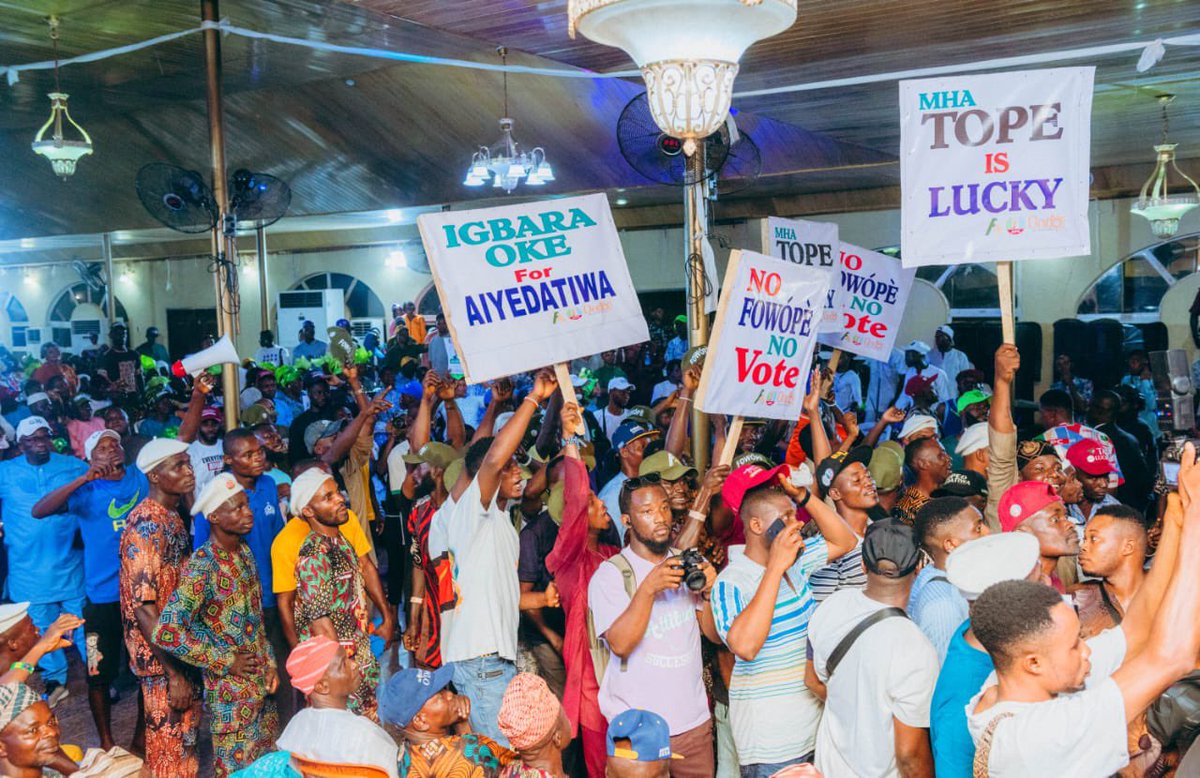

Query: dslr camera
left=676, top=548, right=708, bottom=592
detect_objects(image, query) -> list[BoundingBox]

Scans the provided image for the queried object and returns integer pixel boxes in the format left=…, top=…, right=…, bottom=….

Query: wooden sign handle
left=827, top=348, right=842, bottom=374
left=719, top=415, right=744, bottom=467
left=552, top=362, right=586, bottom=436
left=997, top=261, right=1016, bottom=345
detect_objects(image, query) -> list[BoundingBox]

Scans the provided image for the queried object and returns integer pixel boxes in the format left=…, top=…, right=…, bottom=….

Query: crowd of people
left=0, top=301, right=1196, bottom=778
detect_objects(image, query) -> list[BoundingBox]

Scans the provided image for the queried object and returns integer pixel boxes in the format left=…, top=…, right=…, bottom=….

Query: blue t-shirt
left=930, top=620, right=995, bottom=778
left=138, top=416, right=182, bottom=439
left=0, top=453, right=87, bottom=604
left=67, top=467, right=149, bottom=603
left=193, top=474, right=285, bottom=608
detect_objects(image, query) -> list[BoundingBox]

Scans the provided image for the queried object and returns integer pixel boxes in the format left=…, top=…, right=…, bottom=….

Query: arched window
left=876, top=247, right=1008, bottom=318
left=292, top=273, right=385, bottom=319
left=1, top=292, right=29, bottom=349
left=416, top=283, right=442, bottom=317
left=1076, top=231, right=1200, bottom=322
left=48, top=284, right=129, bottom=345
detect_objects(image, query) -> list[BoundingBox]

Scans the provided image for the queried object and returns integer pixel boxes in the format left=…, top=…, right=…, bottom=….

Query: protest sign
left=818, top=243, right=914, bottom=361
left=762, top=216, right=840, bottom=332
left=899, top=67, right=1094, bottom=268
left=417, top=193, right=649, bottom=384
left=695, top=249, right=828, bottom=421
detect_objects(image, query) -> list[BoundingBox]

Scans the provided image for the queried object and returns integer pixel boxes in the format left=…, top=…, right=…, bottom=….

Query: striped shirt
left=808, top=539, right=867, bottom=603
left=711, top=537, right=829, bottom=765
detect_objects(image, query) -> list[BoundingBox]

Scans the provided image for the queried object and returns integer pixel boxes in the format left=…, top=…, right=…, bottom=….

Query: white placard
left=763, top=216, right=840, bottom=333
left=899, top=67, right=1094, bottom=267
left=695, top=249, right=829, bottom=420
left=417, top=194, right=649, bottom=383
left=818, top=243, right=915, bottom=361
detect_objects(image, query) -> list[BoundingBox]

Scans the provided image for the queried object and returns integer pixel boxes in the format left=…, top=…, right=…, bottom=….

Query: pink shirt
left=67, top=417, right=106, bottom=459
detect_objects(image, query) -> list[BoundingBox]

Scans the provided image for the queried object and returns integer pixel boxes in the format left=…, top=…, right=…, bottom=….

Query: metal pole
left=101, top=232, right=115, bottom=329
left=256, top=226, right=269, bottom=332
left=685, top=150, right=710, bottom=472
left=202, top=0, right=240, bottom=430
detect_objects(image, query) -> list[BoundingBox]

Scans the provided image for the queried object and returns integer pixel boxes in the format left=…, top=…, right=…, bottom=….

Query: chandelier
left=569, top=0, right=796, bottom=154
left=463, top=47, right=554, bottom=194
left=1131, top=95, right=1200, bottom=240
left=31, top=16, right=93, bottom=179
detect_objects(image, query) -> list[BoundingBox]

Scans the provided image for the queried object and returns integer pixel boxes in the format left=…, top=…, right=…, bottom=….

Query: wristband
left=409, top=596, right=424, bottom=605
left=524, top=395, right=541, bottom=408
left=797, top=490, right=811, bottom=510
left=687, top=509, right=707, bottom=524
left=9, top=662, right=34, bottom=674
left=676, top=396, right=691, bottom=404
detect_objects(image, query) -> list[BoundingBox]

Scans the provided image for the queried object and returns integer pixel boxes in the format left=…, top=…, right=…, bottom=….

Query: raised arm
left=804, top=369, right=833, bottom=466
left=176, top=373, right=216, bottom=444
left=664, top=365, right=700, bottom=458
left=33, top=460, right=113, bottom=518
left=470, top=377, right=513, bottom=445
left=407, top=372, right=441, bottom=452
left=721, top=522, right=805, bottom=661
left=984, top=345, right=1021, bottom=531
left=865, top=406, right=905, bottom=448
left=779, top=475, right=856, bottom=560
left=673, top=464, right=729, bottom=550
left=437, top=375, right=467, bottom=450
left=319, top=392, right=390, bottom=466
left=546, top=406, right=592, bottom=577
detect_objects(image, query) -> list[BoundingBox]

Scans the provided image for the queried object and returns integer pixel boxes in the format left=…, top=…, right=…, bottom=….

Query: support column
left=101, top=232, right=115, bottom=329
left=685, top=150, right=710, bottom=472
left=256, top=226, right=269, bottom=332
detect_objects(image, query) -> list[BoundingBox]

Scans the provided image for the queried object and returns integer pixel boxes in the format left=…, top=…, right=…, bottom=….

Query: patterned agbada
left=154, top=540, right=280, bottom=777
left=118, top=498, right=201, bottom=778
left=293, top=528, right=380, bottom=716
left=398, top=733, right=515, bottom=778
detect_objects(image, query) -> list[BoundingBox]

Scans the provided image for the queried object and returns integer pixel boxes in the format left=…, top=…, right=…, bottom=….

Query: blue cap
left=377, top=665, right=455, bottom=728
left=612, top=420, right=658, bottom=451
left=399, top=380, right=424, bottom=400
left=606, top=709, right=681, bottom=762
left=335, top=318, right=351, bottom=329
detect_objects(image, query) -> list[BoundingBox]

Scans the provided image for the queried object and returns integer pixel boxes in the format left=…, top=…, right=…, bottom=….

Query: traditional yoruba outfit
left=398, top=733, right=513, bottom=777
left=119, top=498, right=202, bottom=778
left=293, top=528, right=379, bottom=716
left=155, top=540, right=279, bottom=777
left=408, top=495, right=453, bottom=668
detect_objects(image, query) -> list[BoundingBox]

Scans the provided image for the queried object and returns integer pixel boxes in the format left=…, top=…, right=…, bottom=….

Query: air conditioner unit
left=349, top=318, right=385, bottom=341
left=276, top=289, right=343, bottom=351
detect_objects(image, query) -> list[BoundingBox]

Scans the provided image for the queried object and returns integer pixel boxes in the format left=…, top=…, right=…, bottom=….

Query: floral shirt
left=398, top=733, right=513, bottom=778
left=119, top=498, right=191, bottom=678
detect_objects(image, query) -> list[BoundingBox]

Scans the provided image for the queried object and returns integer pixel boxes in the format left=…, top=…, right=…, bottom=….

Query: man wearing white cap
left=154, top=474, right=279, bottom=777
left=119, top=437, right=201, bottom=778
left=592, top=376, right=635, bottom=443
left=928, top=325, right=973, bottom=400
left=30, top=428, right=148, bottom=750
left=0, top=416, right=87, bottom=706
left=955, top=421, right=989, bottom=478
left=895, top=341, right=953, bottom=412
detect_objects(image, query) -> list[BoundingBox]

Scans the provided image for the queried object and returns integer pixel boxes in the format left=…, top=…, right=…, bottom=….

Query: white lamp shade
left=470, top=163, right=490, bottom=178
left=463, top=174, right=487, bottom=186
left=536, top=162, right=556, bottom=182
left=505, top=162, right=527, bottom=179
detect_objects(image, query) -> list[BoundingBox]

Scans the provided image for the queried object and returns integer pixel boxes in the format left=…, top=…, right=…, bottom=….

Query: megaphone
left=171, top=335, right=240, bottom=378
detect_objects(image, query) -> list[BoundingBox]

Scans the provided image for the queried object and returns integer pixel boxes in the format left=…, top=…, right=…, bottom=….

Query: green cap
left=403, top=442, right=460, bottom=469
left=682, top=346, right=707, bottom=369
left=956, top=389, right=993, bottom=415
left=674, top=314, right=688, bottom=324
left=442, top=458, right=464, bottom=492
left=868, top=441, right=904, bottom=493
left=638, top=451, right=697, bottom=481
left=626, top=405, right=655, bottom=425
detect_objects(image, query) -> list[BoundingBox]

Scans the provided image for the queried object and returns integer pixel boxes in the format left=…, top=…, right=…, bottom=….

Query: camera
left=677, top=549, right=708, bottom=592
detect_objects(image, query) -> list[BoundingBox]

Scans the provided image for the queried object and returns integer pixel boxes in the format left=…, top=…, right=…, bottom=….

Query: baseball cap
left=304, top=419, right=342, bottom=454
left=1065, top=439, right=1113, bottom=476
left=997, top=480, right=1063, bottom=532
left=862, top=519, right=921, bottom=578
left=936, top=324, right=954, bottom=339
left=955, top=423, right=989, bottom=457
left=399, top=380, right=424, bottom=400
left=638, top=451, right=697, bottom=481
left=608, top=377, right=636, bottom=393
left=904, top=374, right=937, bottom=397
left=626, top=405, right=655, bottom=426
left=15, top=416, right=51, bottom=441
left=868, top=441, right=904, bottom=492
left=721, top=462, right=788, bottom=519
left=933, top=469, right=988, bottom=499
left=83, top=429, right=121, bottom=462
left=147, top=326, right=160, bottom=337
left=732, top=452, right=774, bottom=469
left=682, top=346, right=707, bottom=369
left=815, top=446, right=873, bottom=494
left=956, top=389, right=992, bottom=415
left=200, top=406, right=223, bottom=422
left=402, top=442, right=460, bottom=469
left=903, top=340, right=932, bottom=356
left=442, top=458, right=464, bottom=492
left=674, top=314, right=688, bottom=324
left=946, top=532, right=1040, bottom=600
left=613, top=420, right=658, bottom=451
left=377, top=665, right=456, bottom=729
left=607, top=709, right=683, bottom=762
left=898, top=414, right=938, bottom=441
left=24, top=392, right=49, bottom=408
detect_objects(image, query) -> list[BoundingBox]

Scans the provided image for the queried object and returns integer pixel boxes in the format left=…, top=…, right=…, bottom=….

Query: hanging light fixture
left=30, top=17, right=93, bottom=179
left=1131, top=95, right=1200, bottom=239
left=463, top=47, right=553, bottom=194
left=569, top=0, right=795, bottom=154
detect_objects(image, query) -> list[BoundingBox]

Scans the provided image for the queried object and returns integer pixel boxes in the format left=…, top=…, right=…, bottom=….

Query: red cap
left=905, top=374, right=936, bottom=396
left=1065, top=439, right=1113, bottom=476
left=998, top=481, right=1062, bottom=532
left=721, top=463, right=788, bottom=519
left=200, top=406, right=222, bottom=422
left=170, top=360, right=187, bottom=379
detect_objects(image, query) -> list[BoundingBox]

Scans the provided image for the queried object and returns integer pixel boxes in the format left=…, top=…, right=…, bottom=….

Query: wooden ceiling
left=0, top=0, right=1198, bottom=242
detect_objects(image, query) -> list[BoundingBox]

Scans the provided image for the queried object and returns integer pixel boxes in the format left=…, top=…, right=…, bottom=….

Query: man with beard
left=1072, top=505, right=1148, bottom=639
left=593, top=377, right=635, bottom=444
left=120, top=439, right=201, bottom=778
left=598, top=420, right=658, bottom=542
left=154, top=474, right=279, bottom=776
left=0, top=417, right=87, bottom=708
left=288, top=374, right=333, bottom=467
left=31, top=429, right=148, bottom=749
left=893, top=437, right=952, bottom=526
left=997, top=481, right=1080, bottom=593
left=810, top=446, right=878, bottom=602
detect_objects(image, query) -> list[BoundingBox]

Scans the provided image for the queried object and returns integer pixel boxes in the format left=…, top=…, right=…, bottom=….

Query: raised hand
left=994, top=344, right=1021, bottom=384
left=531, top=369, right=559, bottom=402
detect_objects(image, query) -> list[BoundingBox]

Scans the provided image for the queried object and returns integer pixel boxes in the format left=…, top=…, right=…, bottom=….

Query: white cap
left=291, top=467, right=334, bottom=517
left=903, top=340, right=931, bottom=356
left=0, top=603, right=29, bottom=635
left=608, top=376, right=635, bottom=392
left=240, top=387, right=263, bottom=411
left=83, top=429, right=121, bottom=462
left=936, top=324, right=955, bottom=339
left=494, top=411, right=515, bottom=433
left=136, top=438, right=189, bottom=474
left=955, top=422, right=989, bottom=457
left=946, top=533, right=1040, bottom=601
left=898, top=414, right=937, bottom=441
left=569, top=374, right=587, bottom=389
left=24, top=392, right=49, bottom=408
left=15, top=416, right=51, bottom=441
left=192, top=473, right=245, bottom=518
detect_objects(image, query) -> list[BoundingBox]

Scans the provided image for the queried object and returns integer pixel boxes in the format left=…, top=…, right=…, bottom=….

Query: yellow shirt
left=270, top=512, right=371, bottom=594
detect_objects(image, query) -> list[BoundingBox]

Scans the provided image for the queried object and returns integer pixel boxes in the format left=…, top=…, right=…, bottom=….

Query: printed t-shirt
left=270, top=513, right=371, bottom=594
left=67, top=467, right=149, bottom=603
left=194, top=473, right=286, bottom=607
left=188, top=439, right=225, bottom=501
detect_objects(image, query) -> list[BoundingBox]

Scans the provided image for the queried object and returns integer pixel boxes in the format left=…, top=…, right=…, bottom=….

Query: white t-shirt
left=253, top=345, right=290, bottom=366
left=895, top=365, right=953, bottom=411
left=598, top=473, right=628, bottom=543
left=385, top=440, right=411, bottom=494
left=277, top=707, right=399, bottom=778
left=810, top=588, right=940, bottom=778
left=187, top=440, right=225, bottom=502
left=966, top=627, right=1129, bottom=778
left=591, top=407, right=631, bottom=443
left=438, top=477, right=520, bottom=663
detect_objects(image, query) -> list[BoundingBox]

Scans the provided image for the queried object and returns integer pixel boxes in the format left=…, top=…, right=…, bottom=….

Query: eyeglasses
left=621, top=472, right=662, bottom=492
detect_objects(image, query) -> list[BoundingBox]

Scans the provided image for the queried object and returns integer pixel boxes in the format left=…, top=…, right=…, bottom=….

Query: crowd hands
left=0, top=307, right=1196, bottom=778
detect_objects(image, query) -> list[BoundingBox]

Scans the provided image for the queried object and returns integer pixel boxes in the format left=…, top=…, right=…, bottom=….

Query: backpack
left=586, top=553, right=636, bottom=684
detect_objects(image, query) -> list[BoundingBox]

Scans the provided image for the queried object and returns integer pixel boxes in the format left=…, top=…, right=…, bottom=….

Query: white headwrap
left=290, top=468, right=334, bottom=517
left=192, top=473, right=245, bottom=518
left=136, top=438, right=189, bottom=474
left=946, top=532, right=1040, bottom=601
left=955, top=422, right=989, bottom=457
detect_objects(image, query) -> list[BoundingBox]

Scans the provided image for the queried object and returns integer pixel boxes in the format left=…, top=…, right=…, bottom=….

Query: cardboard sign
left=818, top=243, right=915, bottom=361
left=695, top=249, right=829, bottom=420
left=762, top=216, right=840, bottom=333
left=899, top=67, right=1094, bottom=267
left=417, top=194, right=649, bottom=383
